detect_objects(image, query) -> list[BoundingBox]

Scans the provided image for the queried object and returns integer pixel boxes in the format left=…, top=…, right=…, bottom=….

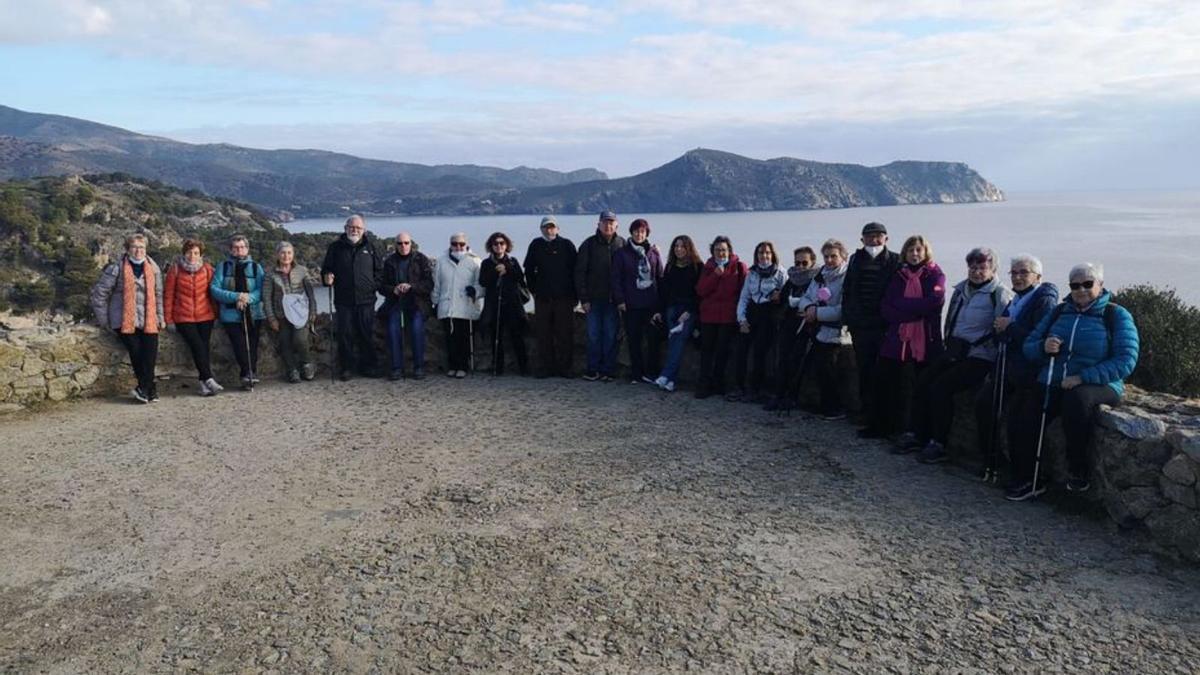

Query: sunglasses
left=1069, top=280, right=1096, bottom=291
left=450, top=242, right=466, bottom=248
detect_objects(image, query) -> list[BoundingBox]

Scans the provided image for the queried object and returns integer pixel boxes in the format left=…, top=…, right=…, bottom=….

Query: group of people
left=91, top=212, right=1139, bottom=501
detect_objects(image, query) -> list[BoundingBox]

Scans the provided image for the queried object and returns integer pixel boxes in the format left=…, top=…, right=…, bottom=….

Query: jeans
left=659, top=304, right=696, bottom=382
left=117, top=330, right=158, bottom=394
left=585, top=301, right=620, bottom=376
left=175, top=321, right=213, bottom=381
left=386, top=306, right=426, bottom=374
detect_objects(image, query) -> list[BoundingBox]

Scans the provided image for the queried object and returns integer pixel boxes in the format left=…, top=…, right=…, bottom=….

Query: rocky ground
left=1, top=373, right=1198, bottom=673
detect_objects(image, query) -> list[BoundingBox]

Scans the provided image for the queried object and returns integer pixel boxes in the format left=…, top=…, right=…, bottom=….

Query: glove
left=465, top=286, right=476, bottom=299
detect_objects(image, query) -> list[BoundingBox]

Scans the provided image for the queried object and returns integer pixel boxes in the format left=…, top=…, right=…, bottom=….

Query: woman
left=695, top=236, right=747, bottom=399
left=379, top=233, right=434, bottom=380
left=860, top=235, right=945, bottom=438
left=655, top=235, right=703, bottom=392
left=897, top=247, right=1013, bottom=463
left=90, top=233, right=165, bottom=403
left=611, top=218, right=664, bottom=384
left=262, top=241, right=317, bottom=383
left=433, top=232, right=483, bottom=378
left=479, top=231, right=530, bottom=376
left=164, top=238, right=223, bottom=396
left=729, top=241, right=786, bottom=402
left=792, top=239, right=852, bottom=420
left=1006, top=262, right=1138, bottom=500
left=764, top=246, right=819, bottom=411
left=973, top=254, right=1058, bottom=480
left=211, top=234, right=266, bottom=390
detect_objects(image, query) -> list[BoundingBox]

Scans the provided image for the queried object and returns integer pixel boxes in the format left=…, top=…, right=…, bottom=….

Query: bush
left=9, top=279, right=54, bottom=313
left=1112, top=284, right=1200, bottom=398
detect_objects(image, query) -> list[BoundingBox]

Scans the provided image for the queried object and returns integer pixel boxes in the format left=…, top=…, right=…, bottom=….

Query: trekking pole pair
left=982, top=342, right=1008, bottom=483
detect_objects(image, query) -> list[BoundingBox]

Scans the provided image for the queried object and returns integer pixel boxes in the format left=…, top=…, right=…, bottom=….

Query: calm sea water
left=286, top=191, right=1200, bottom=305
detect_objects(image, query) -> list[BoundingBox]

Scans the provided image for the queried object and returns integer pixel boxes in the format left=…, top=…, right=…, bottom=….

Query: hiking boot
left=1065, top=477, right=1091, bottom=493
left=389, top=369, right=403, bottom=381
left=654, top=375, right=669, bottom=388
left=300, top=363, right=316, bottom=381
left=663, top=380, right=676, bottom=392
left=412, top=369, right=425, bottom=380
left=132, top=387, right=149, bottom=404
left=917, top=441, right=949, bottom=464
left=725, top=388, right=745, bottom=402
left=288, top=369, right=302, bottom=383
left=894, top=432, right=922, bottom=453
left=340, top=370, right=354, bottom=382
left=249, top=372, right=261, bottom=384
left=1005, top=480, right=1046, bottom=501
left=582, top=371, right=600, bottom=381
left=204, top=377, right=224, bottom=393
left=241, top=375, right=255, bottom=390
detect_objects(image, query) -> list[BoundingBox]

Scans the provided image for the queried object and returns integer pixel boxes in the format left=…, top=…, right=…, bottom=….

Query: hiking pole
left=241, top=305, right=254, bottom=390
left=777, top=318, right=810, bottom=416
left=1031, top=354, right=1056, bottom=496
left=328, top=285, right=337, bottom=383
left=493, top=273, right=503, bottom=376
left=983, top=342, right=1007, bottom=483
left=468, top=318, right=475, bottom=373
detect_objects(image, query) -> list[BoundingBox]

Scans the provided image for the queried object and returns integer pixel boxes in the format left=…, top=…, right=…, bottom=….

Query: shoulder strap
left=1104, top=302, right=1121, bottom=344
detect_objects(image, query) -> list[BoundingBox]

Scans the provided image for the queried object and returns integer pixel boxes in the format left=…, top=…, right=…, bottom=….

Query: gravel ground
left=1, top=374, right=1198, bottom=673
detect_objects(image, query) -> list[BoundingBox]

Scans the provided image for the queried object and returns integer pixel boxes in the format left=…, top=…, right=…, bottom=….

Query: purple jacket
left=611, top=240, right=663, bottom=310
left=879, top=262, right=946, bottom=363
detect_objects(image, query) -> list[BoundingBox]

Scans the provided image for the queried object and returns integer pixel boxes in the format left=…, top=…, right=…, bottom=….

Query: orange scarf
left=120, top=257, right=159, bottom=335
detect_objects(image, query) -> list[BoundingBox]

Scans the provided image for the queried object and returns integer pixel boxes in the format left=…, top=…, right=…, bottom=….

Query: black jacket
left=479, top=255, right=528, bottom=323
left=658, top=262, right=701, bottom=313
left=842, top=247, right=901, bottom=331
left=574, top=230, right=625, bottom=304
left=378, top=250, right=434, bottom=315
left=321, top=232, right=383, bottom=306
left=523, top=236, right=577, bottom=301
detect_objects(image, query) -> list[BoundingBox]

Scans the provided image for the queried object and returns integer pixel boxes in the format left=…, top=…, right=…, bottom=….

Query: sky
left=1, top=0, right=1198, bottom=190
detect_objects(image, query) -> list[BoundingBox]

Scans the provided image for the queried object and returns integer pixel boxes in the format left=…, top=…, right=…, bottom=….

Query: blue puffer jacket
left=1022, top=289, right=1139, bottom=396
left=998, top=282, right=1058, bottom=382
left=210, top=255, right=266, bottom=323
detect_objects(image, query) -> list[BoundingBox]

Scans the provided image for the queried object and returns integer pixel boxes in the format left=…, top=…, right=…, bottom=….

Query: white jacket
left=791, top=262, right=851, bottom=345
left=433, top=250, right=483, bottom=320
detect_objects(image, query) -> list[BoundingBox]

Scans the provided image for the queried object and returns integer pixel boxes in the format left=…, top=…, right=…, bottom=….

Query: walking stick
left=776, top=318, right=811, bottom=416
left=468, top=318, right=475, bottom=373
left=493, top=272, right=503, bottom=376
left=1031, top=354, right=1057, bottom=496
left=241, top=305, right=254, bottom=390
left=328, top=285, right=337, bottom=383
left=983, top=342, right=1007, bottom=483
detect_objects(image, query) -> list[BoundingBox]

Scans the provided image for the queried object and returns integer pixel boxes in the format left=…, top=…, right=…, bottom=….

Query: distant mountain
left=0, top=105, right=1003, bottom=218
left=0, top=105, right=606, bottom=218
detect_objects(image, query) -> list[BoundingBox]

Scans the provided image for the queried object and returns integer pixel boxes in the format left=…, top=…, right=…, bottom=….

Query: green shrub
left=10, top=279, right=54, bottom=313
left=1112, top=284, right=1200, bottom=398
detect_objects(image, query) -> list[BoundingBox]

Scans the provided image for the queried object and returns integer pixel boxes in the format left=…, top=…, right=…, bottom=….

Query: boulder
left=1162, top=454, right=1197, bottom=486
left=1103, top=486, right=1167, bottom=526
left=0, top=342, right=24, bottom=369
left=1144, top=505, right=1200, bottom=562
left=1167, top=429, right=1200, bottom=463
left=0, top=313, right=38, bottom=330
left=1096, top=405, right=1167, bottom=441
left=20, top=355, right=46, bottom=376
left=73, top=365, right=100, bottom=387
left=46, top=376, right=72, bottom=402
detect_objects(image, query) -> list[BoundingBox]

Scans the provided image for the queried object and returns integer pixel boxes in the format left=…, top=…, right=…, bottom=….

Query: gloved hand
left=465, top=286, right=476, bottom=299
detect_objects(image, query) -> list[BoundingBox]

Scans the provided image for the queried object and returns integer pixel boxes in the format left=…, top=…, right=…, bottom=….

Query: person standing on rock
left=90, top=233, right=165, bottom=403
left=575, top=211, right=625, bottom=382
left=480, top=231, right=530, bottom=377
left=433, top=232, right=483, bottom=378
left=379, top=232, right=434, bottom=381
left=1006, top=262, right=1139, bottom=500
left=729, top=240, right=786, bottom=403
left=211, top=233, right=266, bottom=389
left=611, top=218, right=664, bottom=385
left=262, top=241, right=318, bottom=384
left=695, top=235, right=746, bottom=399
left=792, top=239, right=852, bottom=420
left=843, top=222, right=901, bottom=428
left=321, top=215, right=384, bottom=380
left=523, top=216, right=577, bottom=378
left=164, top=237, right=223, bottom=396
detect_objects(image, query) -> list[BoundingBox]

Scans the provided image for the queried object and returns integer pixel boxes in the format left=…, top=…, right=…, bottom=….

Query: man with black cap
left=524, top=215, right=578, bottom=378
left=574, top=210, right=625, bottom=381
left=843, top=221, right=901, bottom=427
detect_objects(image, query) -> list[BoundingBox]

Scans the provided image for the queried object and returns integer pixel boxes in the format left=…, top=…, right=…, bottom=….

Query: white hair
left=1010, top=253, right=1043, bottom=276
left=274, top=241, right=294, bottom=255
left=449, top=232, right=468, bottom=243
left=344, top=214, right=365, bottom=229
left=1069, top=262, right=1104, bottom=282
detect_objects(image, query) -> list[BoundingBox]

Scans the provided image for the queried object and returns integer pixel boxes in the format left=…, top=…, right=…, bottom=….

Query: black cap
left=599, top=210, right=617, bottom=222
left=862, top=222, right=887, bottom=236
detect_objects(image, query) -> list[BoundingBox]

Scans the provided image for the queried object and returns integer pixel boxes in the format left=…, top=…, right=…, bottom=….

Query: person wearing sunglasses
left=433, top=233, right=483, bottom=378
left=480, top=231, right=530, bottom=376
left=1006, top=262, right=1139, bottom=499
left=379, top=232, right=434, bottom=380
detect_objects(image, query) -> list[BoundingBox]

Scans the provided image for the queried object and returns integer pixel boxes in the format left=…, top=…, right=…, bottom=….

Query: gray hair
left=344, top=214, right=365, bottom=229
left=1069, top=262, right=1104, bottom=282
left=1010, top=253, right=1043, bottom=276
left=274, top=241, right=294, bottom=256
left=965, top=247, right=998, bottom=270
left=228, top=233, right=249, bottom=248
left=820, top=238, right=849, bottom=259
left=123, top=233, right=147, bottom=250
left=449, top=232, right=468, bottom=244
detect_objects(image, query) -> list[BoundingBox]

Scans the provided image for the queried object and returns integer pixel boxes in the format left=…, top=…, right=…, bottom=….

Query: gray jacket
left=90, top=255, right=165, bottom=331
left=946, top=277, right=1013, bottom=362
left=792, top=262, right=850, bottom=345
left=262, top=264, right=317, bottom=325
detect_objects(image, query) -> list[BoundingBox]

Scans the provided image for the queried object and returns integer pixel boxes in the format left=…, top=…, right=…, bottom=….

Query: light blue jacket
left=210, top=255, right=266, bottom=323
left=1023, top=289, right=1139, bottom=396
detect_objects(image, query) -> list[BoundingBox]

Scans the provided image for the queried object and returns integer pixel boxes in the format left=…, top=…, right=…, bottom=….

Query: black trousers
left=335, top=303, right=377, bottom=375
left=488, top=305, right=528, bottom=375
left=909, top=356, right=992, bottom=444
left=734, top=303, right=777, bottom=393
left=1010, top=383, right=1121, bottom=482
left=850, top=327, right=885, bottom=420
left=866, top=356, right=926, bottom=436
left=774, top=317, right=814, bottom=399
left=623, top=307, right=661, bottom=380
left=534, top=296, right=575, bottom=376
left=223, top=318, right=262, bottom=378
left=443, top=318, right=474, bottom=372
left=812, top=341, right=852, bottom=415
left=117, top=330, right=158, bottom=394
left=698, top=323, right=737, bottom=393
left=175, top=321, right=214, bottom=381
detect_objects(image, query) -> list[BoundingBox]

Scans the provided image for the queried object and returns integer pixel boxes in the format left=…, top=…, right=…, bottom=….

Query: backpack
left=1042, top=300, right=1123, bottom=348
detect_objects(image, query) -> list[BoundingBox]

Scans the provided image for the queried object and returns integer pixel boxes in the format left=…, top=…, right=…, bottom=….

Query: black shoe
left=288, top=369, right=301, bottom=383
left=241, top=375, right=255, bottom=390
left=917, top=441, right=949, bottom=464
left=412, top=369, right=425, bottom=381
left=132, top=387, right=150, bottom=403
left=1065, top=477, right=1091, bottom=493
left=389, top=370, right=403, bottom=381
left=1005, top=480, right=1047, bottom=501
left=339, top=371, right=353, bottom=382
left=725, top=388, right=745, bottom=402
left=894, top=432, right=922, bottom=452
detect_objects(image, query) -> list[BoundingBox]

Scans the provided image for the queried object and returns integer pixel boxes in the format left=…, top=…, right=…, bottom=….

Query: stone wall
left=2, top=311, right=1197, bottom=564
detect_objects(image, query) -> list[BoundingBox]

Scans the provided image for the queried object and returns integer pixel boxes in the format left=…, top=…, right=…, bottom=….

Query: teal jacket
left=1022, top=289, right=1139, bottom=396
left=210, top=255, right=266, bottom=323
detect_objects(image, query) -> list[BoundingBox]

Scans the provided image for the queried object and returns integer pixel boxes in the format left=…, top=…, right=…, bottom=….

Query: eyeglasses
left=1010, top=269, right=1032, bottom=276
left=1069, top=280, right=1096, bottom=291
left=968, top=264, right=991, bottom=272
left=397, top=240, right=412, bottom=246
left=450, top=242, right=466, bottom=248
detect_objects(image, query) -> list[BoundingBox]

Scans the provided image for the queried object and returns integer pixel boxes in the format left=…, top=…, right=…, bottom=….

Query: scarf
left=787, top=266, right=817, bottom=291
left=1007, top=284, right=1039, bottom=322
left=233, top=256, right=249, bottom=293
left=120, top=255, right=158, bottom=335
left=177, top=256, right=203, bottom=274
left=630, top=241, right=653, bottom=290
left=896, top=264, right=928, bottom=362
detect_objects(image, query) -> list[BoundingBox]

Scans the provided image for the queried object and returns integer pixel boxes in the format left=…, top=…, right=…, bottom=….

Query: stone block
left=53, top=361, right=83, bottom=377
left=1103, top=485, right=1167, bottom=526
left=1167, top=428, right=1200, bottom=463
left=0, top=402, right=24, bottom=414
left=73, top=365, right=100, bottom=388
left=1099, top=440, right=1164, bottom=488
left=1160, top=475, right=1198, bottom=509
left=10, top=375, right=46, bottom=403
left=47, top=340, right=87, bottom=363
left=1144, top=505, right=1200, bottom=563
left=0, top=342, right=23, bottom=368
left=20, top=355, right=46, bottom=376
left=0, top=314, right=38, bottom=330
left=46, top=376, right=72, bottom=402
left=1162, top=454, right=1197, bottom=486
left=1096, top=405, right=1167, bottom=441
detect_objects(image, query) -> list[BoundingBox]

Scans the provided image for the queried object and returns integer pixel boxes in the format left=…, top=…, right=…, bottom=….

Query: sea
left=285, top=191, right=1200, bottom=305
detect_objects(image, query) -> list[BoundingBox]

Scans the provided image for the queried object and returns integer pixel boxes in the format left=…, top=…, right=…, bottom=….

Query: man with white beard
left=321, top=214, right=384, bottom=380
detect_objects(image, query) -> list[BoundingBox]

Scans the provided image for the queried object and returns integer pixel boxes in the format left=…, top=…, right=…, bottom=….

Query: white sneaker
left=663, top=380, right=676, bottom=392
left=198, top=380, right=212, bottom=397
left=204, top=378, right=224, bottom=393
left=654, top=375, right=669, bottom=388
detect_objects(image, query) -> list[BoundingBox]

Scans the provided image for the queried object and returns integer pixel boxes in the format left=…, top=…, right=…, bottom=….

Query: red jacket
left=696, top=255, right=747, bottom=324
left=164, top=262, right=217, bottom=324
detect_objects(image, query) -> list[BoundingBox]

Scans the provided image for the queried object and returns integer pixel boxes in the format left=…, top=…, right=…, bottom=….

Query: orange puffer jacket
left=165, top=261, right=217, bottom=324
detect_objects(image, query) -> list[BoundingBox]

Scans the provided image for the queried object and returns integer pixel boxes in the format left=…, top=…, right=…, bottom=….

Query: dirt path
left=2, top=375, right=1198, bottom=673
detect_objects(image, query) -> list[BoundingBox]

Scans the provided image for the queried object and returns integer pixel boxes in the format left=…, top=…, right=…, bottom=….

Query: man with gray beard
left=321, top=215, right=384, bottom=380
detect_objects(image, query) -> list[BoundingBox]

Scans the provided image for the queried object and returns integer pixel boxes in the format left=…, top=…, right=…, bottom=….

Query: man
left=843, top=222, right=901, bottom=430
left=523, top=215, right=578, bottom=378
left=321, top=215, right=383, bottom=380
left=574, top=210, right=625, bottom=381
left=379, top=232, right=434, bottom=380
